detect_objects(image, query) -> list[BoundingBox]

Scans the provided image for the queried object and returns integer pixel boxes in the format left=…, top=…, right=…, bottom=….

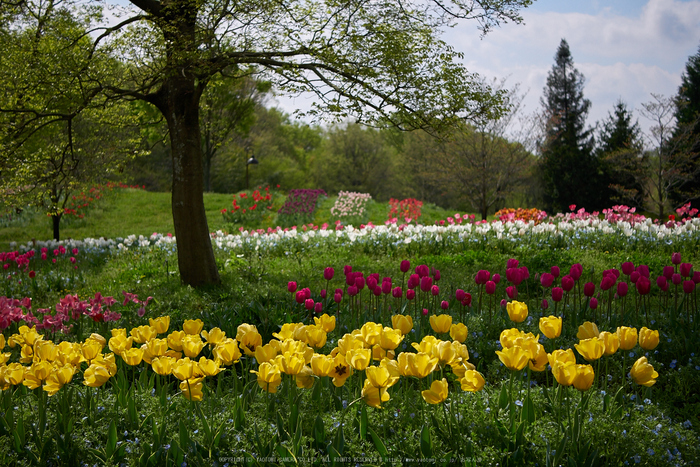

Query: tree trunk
left=156, top=76, right=221, bottom=287
left=52, top=214, right=61, bottom=241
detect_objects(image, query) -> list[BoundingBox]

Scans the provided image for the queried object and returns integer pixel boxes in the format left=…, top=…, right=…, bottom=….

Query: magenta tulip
left=672, top=252, right=681, bottom=265
left=485, top=281, right=496, bottom=295
left=583, top=282, right=595, bottom=297
left=621, top=261, right=634, bottom=276
left=552, top=286, right=563, bottom=302
left=561, top=275, right=575, bottom=292
left=324, top=267, right=335, bottom=281
left=400, top=260, right=410, bottom=273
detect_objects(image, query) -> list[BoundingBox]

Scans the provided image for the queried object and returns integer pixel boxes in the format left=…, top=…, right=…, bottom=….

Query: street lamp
left=245, top=153, right=258, bottom=189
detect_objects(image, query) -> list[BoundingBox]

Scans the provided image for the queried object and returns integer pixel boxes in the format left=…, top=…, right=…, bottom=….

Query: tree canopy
left=1, top=0, right=533, bottom=286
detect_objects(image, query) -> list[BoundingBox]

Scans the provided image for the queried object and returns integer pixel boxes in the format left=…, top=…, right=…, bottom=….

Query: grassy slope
left=1, top=189, right=456, bottom=250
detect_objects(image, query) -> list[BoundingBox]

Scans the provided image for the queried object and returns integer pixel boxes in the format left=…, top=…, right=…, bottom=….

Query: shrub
left=277, top=189, right=327, bottom=226
left=221, top=187, right=273, bottom=225
left=388, top=198, right=422, bottom=224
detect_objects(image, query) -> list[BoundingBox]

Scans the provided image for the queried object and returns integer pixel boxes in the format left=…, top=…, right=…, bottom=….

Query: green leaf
left=359, top=405, right=368, bottom=440
left=420, top=424, right=433, bottom=458
left=333, top=423, right=345, bottom=455
left=179, top=419, right=190, bottom=449
left=106, top=419, right=118, bottom=457
left=277, top=411, right=288, bottom=442
left=368, top=426, right=389, bottom=459
left=311, top=379, right=322, bottom=402
left=520, top=394, right=536, bottom=425
left=498, top=384, right=509, bottom=411
left=313, top=415, right=325, bottom=447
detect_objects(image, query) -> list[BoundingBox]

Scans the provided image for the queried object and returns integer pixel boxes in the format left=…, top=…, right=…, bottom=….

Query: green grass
left=1, top=189, right=458, bottom=250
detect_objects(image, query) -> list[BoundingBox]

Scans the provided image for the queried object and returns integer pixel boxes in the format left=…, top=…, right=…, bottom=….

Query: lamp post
left=245, top=153, right=258, bottom=190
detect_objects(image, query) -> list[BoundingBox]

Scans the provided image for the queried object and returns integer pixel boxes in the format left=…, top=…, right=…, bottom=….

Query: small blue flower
left=670, top=360, right=677, bottom=369
left=647, top=448, right=655, bottom=456
left=515, top=400, right=523, bottom=407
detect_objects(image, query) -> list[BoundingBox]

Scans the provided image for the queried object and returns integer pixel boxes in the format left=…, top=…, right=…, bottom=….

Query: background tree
left=597, top=100, right=646, bottom=209
left=433, top=83, right=536, bottom=219
left=1, top=0, right=531, bottom=287
left=200, top=74, right=269, bottom=192
left=538, top=39, right=601, bottom=213
left=0, top=2, right=141, bottom=240
left=670, top=44, right=700, bottom=206
left=639, top=93, right=700, bottom=219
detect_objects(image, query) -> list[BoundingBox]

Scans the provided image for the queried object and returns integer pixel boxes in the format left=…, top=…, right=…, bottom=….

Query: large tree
left=1, top=0, right=532, bottom=287
left=597, top=99, right=646, bottom=209
left=538, top=39, right=600, bottom=213
left=669, top=44, right=700, bottom=206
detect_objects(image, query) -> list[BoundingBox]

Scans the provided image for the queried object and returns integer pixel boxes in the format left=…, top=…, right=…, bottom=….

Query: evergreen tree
left=539, top=39, right=601, bottom=213
left=598, top=100, right=646, bottom=208
left=670, top=44, right=700, bottom=206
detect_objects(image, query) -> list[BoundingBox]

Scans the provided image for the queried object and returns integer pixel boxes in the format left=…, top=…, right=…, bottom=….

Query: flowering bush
left=62, top=182, right=144, bottom=219
left=221, top=187, right=273, bottom=225
left=388, top=198, right=422, bottom=224
left=330, top=191, right=372, bottom=226
left=277, top=189, right=327, bottom=226
left=495, top=207, right=547, bottom=224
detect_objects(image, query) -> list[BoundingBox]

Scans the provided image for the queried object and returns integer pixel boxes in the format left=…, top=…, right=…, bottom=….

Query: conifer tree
left=539, top=39, right=601, bottom=213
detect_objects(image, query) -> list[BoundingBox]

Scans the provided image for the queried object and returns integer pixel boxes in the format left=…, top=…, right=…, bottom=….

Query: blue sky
left=275, top=0, right=700, bottom=140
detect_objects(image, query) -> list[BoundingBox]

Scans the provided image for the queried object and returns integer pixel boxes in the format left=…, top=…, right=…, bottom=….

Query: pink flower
left=392, top=286, right=402, bottom=298
left=334, top=293, right=342, bottom=304
left=455, top=289, right=465, bottom=301
left=636, top=276, right=651, bottom=295
left=672, top=252, right=682, bottom=265
left=400, top=260, right=410, bottom=273
left=550, top=266, right=560, bottom=278
left=656, top=276, right=669, bottom=291
left=617, top=281, right=628, bottom=297
left=583, top=282, right=595, bottom=297
left=680, top=263, right=693, bottom=277
left=324, top=267, right=335, bottom=281
left=589, top=297, right=598, bottom=309
left=485, top=281, right=496, bottom=295
left=475, top=270, right=490, bottom=285
left=431, top=285, right=440, bottom=296
left=672, top=273, right=682, bottom=286
left=540, top=273, right=554, bottom=288
left=461, top=293, right=472, bottom=307
left=406, top=289, right=416, bottom=301
left=420, top=276, right=433, bottom=293
left=551, top=287, right=563, bottom=302
left=440, top=300, right=449, bottom=310
left=506, top=286, right=517, bottom=299
left=314, top=302, right=323, bottom=314
left=288, top=281, right=298, bottom=293
left=541, top=299, right=549, bottom=310
left=305, top=299, right=315, bottom=311
left=422, top=308, right=429, bottom=316
left=683, top=280, right=695, bottom=294
left=621, top=261, right=634, bottom=276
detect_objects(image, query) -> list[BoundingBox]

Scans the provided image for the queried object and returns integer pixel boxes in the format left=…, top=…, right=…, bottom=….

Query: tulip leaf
left=234, top=397, right=245, bottom=431
left=313, top=415, right=325, bottom=447
left=420, top=424, right=433, bottom=458
left=327, top=444, right=341, bottom=466
left=276, top=411, right=289, bottom=442
left=179, top=419, right=190, bottom=449
left=13, top=415, right=24, bottom=453
left=498, top=384, right=509, bottom=411
left=311, top=379, right=322, bottom=402
left=289, top=398, right=299, bottom=434
left=106, top=419, right=118, bottom=457
left=359, top=405, right=368, bottom=440
left=368, top=426, right=389, bottom=459
left=520, top=395, right=536, bottom=425
left=333, top=423, right=345, bottom=455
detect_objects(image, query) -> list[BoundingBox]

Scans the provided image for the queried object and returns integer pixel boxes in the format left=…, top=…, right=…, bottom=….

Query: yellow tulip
left=2, top=362, right=25, bottom=386
left=450, top=361, right=475, bottom=379
left=539, top=316, right=562, bottom=339
left=313, top=313, right=336, bottom=333
left=329, top=353, right=353, bottom=387
left=496, top=346, right=529, bottom=371
left=23, top=361, right=53, bottom=389
left=379, top=358, right=401, bottom=384
left=182, top=335, right=205, bottom=358
left=83, top=364, right=111, bottom=387
left=255, top=342, right=279, bottom=364
left=275, top=352, right=306, bottom=375
left=576, top=321, right=600, bottom=340
left=180, top=377, right=205, bottom=401
left=167, top=330, right=185, bottom=352
left=198, top=357, right=224, bottom=376
left=251, top=361, right=282, bottom=393
left=0, top=334, right=5, bottom=350
left=451, top=341, right=470, bottom=363
left=433, top=340, right=458, bottom=367
left=572, top=364, right=595, bottom=391
left=35, top=340, right=59, bottom=362
left=130, top=325, right=157, bottom=344
left=304, top=325, right=327, bottom=349
left=391, top=314, right=413, bottom=336
left=528, top=343, right=548, bottom=372
left=396, top=352, right=415, bottom=377
left=639, top=327, right=659, bottom=351
left=213, top=338, right=241, bottom=365
left=238, top=329, right=263, bottom=356
left=547, top=348, right=576, bottom=368
left=616, top=326, right=638, bottom=350
left=43, top=364, right=77, bottom=396
left=183, top=319, right=204, bottom=335
left=412, top=335, right=438, bottom=355
left=506, top=301, right=528, bottom=323
left=149, top=316, right=171, bottom=334
left=89, top=333, right=107, bottom=347
left=551, top=361, right=577, bottom=386
left=449, top=323, right=468, bottom=343
left=575, top=337, right=605, bottom=362
left=499, top=328, right=524, bottom=349
left=108, top=334, right=133, bottom=355
left=379, top=327, right=403, bottom=350
left=429, top=314, right=452, bottom=334
left=145, top=338, right=169, bottom=358
left=122, top=347, right=144, bottom=366
left=362, top=378, right=390, bottom=408
left=201, top=327, right=226, bottom=345
left=295, top=366, right=315, bottom=389
left=599, top=331, right=619, bottom=356
left=360, top=322, right=383, bottom=347
left=96, top=353, right=118, bottom=376
left=56, top=342, right=82, bottom=367
left=513, top=335, right=539, bottom=361
left=310, top=354, right=334, bottom=377
left=151, top=356, right=176, bottom=376
left=630, top=356, right=658, bottom=387
left=21, top=326, right=43, bottom=347
left=460, top=370, right=485, bottom=392
left=272, top=323, right=302, bottom=341
left=365, top=366, right=392, bottom=389
left=111, top=328, right=127, bottom=339
left=236, top=323, right=259, bottom=341
left=411, top=352, right=440, bottom=378
left=172, top=357, right=198, bottom=381
left=347, top=348, right=372, bottom=371
left=422, top=378, right=449, bottom=404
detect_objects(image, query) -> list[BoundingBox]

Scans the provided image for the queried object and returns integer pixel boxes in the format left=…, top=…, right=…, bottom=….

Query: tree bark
left=52, top=214, right=61, bottom=241
left=156, top=75, right=221, bottom=287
